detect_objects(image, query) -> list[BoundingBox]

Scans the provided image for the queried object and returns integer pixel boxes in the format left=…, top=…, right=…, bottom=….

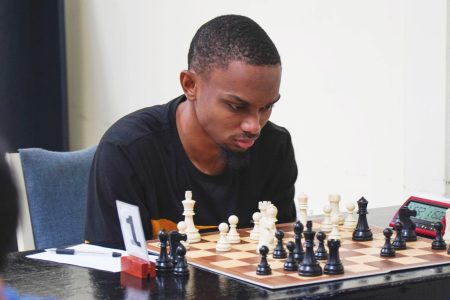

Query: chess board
left=147, top=223, right=450, bottom=290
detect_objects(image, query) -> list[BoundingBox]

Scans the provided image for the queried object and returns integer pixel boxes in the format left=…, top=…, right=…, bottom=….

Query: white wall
left=65, top=0, right=449, bottom=214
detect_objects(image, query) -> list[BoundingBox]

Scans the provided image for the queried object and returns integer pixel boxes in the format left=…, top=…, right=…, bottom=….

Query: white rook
left=182, top=191, right=201, bottom=243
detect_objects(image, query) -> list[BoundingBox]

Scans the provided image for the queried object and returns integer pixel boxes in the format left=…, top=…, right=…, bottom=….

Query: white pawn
left=295, top=193, right=308, bottom=225
left=177, top=221, right=190, bottom=250
left=443, top=209, right=450, bottom=243
left=227, top=215, right=240, bottom=243
left=250, top=212, right=261, bottom=241
left=328, top=215, right=341, bottom=240
left=216, top=223, right=231, bottom=252
left=329, top=194, right=344, bottom=225
left=321, top=204, right=333, bottom=233
left=343, top=202, right=357, bottom=230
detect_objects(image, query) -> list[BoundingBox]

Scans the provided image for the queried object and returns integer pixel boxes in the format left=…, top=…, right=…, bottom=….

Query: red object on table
left=121, top=255, right=156, bottom=279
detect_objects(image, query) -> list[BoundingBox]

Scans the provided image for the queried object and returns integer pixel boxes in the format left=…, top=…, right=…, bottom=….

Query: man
left=85, top=15, right=298, bottom=248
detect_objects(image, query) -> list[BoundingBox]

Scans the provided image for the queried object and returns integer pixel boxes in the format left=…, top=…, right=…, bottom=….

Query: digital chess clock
left=389, top=195, right=450, bottom=238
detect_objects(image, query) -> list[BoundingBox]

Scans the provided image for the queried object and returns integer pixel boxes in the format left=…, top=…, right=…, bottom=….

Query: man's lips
left=235, top=138, right=256, bottom=149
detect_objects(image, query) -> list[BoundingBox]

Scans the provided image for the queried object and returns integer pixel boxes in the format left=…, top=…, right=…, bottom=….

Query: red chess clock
left=389, top=195, right=450, bottom=238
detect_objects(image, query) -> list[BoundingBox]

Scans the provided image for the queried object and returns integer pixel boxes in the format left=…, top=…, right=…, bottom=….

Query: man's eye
left=262, top=103, right=274, bottom=111
left=228, top=103, right=244, bottom=111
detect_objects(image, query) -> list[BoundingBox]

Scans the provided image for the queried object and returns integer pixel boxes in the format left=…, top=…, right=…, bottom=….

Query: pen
left=46, top=248, right=122, bottom=257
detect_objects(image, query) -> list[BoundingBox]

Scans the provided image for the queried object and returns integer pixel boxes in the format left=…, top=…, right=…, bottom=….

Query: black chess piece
left=380, top=228, right=396, bottom=257
left=169, top=230, right=187, bottom=265
left=298, top=220, right=323, bottom=277
left=293, top=221, right=305, bottom=263
left=273, top=230, right=287, bottom=259
left=432, top=221, right=447, bottom=250
left=173, top=244, right=189, bottom=276
left=398, top=206, right=417, bottom=241
left=352, top=197, right=373, bottom=241
left=392, top=221, right=406, bottom=250
left=256, top=245, right=272, bottom=275
left=324, top=239, right=344, bottom=275
left=315, top=231, right=328, bottom=261
left=156, top=229, right=174, bottom=273
left=284, top=241, right=298, bottom=271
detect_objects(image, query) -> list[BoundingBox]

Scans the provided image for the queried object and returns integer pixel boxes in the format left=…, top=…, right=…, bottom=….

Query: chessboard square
left=243, top=270, right=285, bottom=279
left=240, top=237, right=253, bottom=243
left=353, top=247, right=383, bottom=255
left=407, top=241, right=431, bottom=248
left=390, top=256, right=428, bottom=265
left=189, top=242, right=217, bottom=250
left=186, top=250, right=217, bottom=258
left=212, top=259, right=250, bottom=268
left=232, top=243, right=257, bottom=251
left=345, top=255, right=383, bottom=263
left=221, top=251, right=258, bottom=259
left=403, top=249, right=434, bottom=256
left=345, top=264, right=379, bottom=273
left=268, top=260, right=285, bottom=269
left=358, top=240, right=383, bottom=247
left=339, top=231, right=353, bottom=238
left=147, top=242, right=159, bottom=248
left=201, top=235, right=219, bottom=242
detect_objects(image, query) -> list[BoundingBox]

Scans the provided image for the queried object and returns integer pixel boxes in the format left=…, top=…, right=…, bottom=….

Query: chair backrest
left=18, top=146, right=97, bottom=249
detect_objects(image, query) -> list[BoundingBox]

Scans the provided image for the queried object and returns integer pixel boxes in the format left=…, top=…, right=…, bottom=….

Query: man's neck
left=176, top=100, right=226, bottom=175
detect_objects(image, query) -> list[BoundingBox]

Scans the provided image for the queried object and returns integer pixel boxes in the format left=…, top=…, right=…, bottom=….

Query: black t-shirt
left=85, top=95, right=298, bottom=247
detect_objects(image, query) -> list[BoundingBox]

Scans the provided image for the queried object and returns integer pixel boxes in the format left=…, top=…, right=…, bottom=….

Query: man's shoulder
left=261, top=121, right=292, bottom=141
left=100, top=96, right=184, bottom=147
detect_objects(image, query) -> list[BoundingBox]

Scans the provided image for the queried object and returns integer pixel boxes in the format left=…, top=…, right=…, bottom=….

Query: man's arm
left=266, top=131, right=298, bottom=223
left=84, top=142, right=151, bottom=248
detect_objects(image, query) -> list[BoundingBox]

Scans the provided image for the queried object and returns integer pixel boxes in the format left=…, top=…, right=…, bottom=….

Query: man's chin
left=219, top=145, right=251, bottom=170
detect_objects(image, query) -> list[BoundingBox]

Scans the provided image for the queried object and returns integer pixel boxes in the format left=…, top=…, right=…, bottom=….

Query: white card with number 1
left=116, top=200, right=149, bottom=261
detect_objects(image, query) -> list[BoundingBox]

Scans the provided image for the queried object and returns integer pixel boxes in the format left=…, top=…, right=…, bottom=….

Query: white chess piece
left=177, top=221, right=190, bottom=250
left=443, top=209, right=450, bottom=243
left=182, top=191, right=201, bottom=243
left=227, top=215, right=240, bottom=243
left=329, top=194, right=344, bottom=225
left=216, top=223, right=231, bottom=252
left=295, top=194, right=308, bottom=225
left=343, top=202, right=357, bottom=230
left=328, top=215, right=341, bottom=240
left=321, top=204, right=332, bottom=232
left=257, top=205, right=277, bottom=252
left=250, top=212, right=261, bottom=241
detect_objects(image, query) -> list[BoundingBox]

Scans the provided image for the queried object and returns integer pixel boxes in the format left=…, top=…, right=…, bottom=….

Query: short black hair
left=188, top=15, right=281, bottom=75
left=0, top=142, right=18, bottom=269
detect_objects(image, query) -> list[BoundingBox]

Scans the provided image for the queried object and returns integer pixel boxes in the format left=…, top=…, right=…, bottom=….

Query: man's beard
left=219, top=145, right=251, bottom=170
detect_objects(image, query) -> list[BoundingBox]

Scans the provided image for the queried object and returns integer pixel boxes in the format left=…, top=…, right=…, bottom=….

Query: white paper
left=116, top=200, right=149, bottom=261
left=26, top=244, right=127, bottom=272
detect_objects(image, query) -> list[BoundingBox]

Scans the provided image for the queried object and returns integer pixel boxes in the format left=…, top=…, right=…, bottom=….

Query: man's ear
left=180, top=70, right=197, bottom=101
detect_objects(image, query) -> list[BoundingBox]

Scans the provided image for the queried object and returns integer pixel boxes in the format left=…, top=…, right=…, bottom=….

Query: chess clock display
left=389, top=196, right=450, bottom=238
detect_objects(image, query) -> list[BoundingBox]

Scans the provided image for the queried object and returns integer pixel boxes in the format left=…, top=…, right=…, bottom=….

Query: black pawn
left=315, top=231, right=328, bottom=261
left=298, top=220, right=323, bottom=277
left=293, top=221, right=305, bottom=263
left=256, top=245, right=272, bottom=275
left=273, top=230, right=287, bottom=259
left=324, top=239, right=344, bottom=275
left=392, top=221, right=406, bottom=250
left=432, top=221, right=447, bottom=250
left=352, top=197, right=373, bottom=241
left=173, top=244, right=189, bottom=276
left=284, top=241, right=298, bottom=271
left=156, top=229, right=174, bottom=273
left=380, top=228, right=396, bottom=257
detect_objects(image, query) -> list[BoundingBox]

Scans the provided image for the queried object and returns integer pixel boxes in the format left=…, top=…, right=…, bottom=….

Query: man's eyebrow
left=224, top=94, right=281, bottom=106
